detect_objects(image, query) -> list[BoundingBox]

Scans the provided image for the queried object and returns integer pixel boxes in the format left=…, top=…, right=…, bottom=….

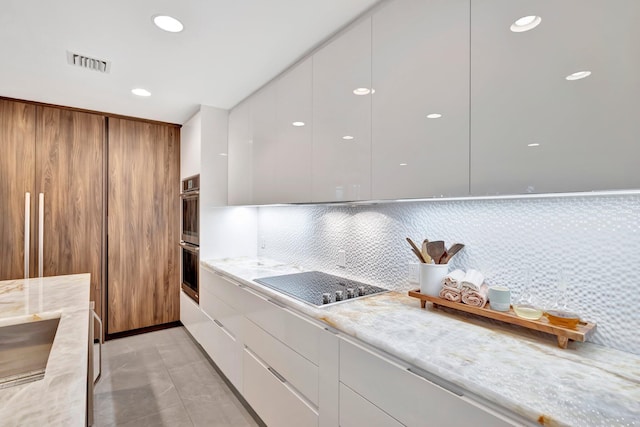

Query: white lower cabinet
left=339, top=383, right=403, bottom=427
left=188, top=269, right=522, bottom=427
left=339, top=338, right=519, bottom=427
left=180, top=290, right=210, bottom=344
left=243, top=317, right=319, bottom=405
left=243, top=348, right=319, bottom=427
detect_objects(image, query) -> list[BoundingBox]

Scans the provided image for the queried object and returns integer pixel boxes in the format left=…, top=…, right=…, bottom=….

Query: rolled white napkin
left=439, top=285, right=462, bottom=303
left=443, top=269, right=465, bottom=289
left=461, top=283, right=489, bottom=307
left=460, top=269, right=484, bottom=292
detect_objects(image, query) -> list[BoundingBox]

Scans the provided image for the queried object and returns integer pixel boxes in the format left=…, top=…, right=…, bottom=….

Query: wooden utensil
left=406, top=237, right=427, bottom=263
left=421, top=239, right=432, bottom=264
left=426, top=240, right=446, bottom=264
left=442, top=243, right=465, bottom=263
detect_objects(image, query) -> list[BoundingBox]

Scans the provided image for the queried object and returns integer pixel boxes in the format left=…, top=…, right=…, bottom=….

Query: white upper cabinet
left=470, top=0, right=640, bottom=195
left=312, top=18, right=372, bottom=202
left=228, top=59, right=313, bottom=205
left=371, top=0, right=470, bottom=199
left=228, top=100, right=253, bottom=205
left=250, top=84, right=279, bottom=205
left=272, top=58, right=313, bottom=204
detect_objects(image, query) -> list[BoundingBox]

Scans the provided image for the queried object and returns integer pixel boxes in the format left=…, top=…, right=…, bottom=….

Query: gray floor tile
left=169, top=360, right=230, bottom=403
left=93, top=327, right=258, bottom=427
left=116, top=402, right=194, bottom=427
left=157, top=335, right=205, bottom=368
left=94, top=347, right=181, bottom=425
left=183, top=399, right=258, bottom=427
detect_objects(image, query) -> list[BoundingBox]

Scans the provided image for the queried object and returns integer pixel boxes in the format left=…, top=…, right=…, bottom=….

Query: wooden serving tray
left=408, top=289, right=596, bottom=349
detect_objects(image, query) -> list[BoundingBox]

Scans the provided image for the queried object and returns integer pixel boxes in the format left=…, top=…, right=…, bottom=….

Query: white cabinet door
left=243, top=287, right=320, bottom=365
left=340, top=383, right=403, bottom=427
left=340, top=338, right=519, bottom=427
left=244, top=317, right=319, bottom=405
left=312, top=17, right=372, bottom=202
left=371, top=0, right=470, bottom=199
left=179, top=290, right=210, bottom=344
left=227, top=101, right=253, bottom=205
left=250, top=84, right=279, bottom=205
left=470, top=0, right=640, bottom=195
left=244, top=348, right=319, bottom=427
left=272, top=57, right=313, bottom=203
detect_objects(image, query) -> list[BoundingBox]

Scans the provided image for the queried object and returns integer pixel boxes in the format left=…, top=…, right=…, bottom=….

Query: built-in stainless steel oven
left=181, top=174, right=199, bottom=245
left=181, top=174, right=200, bottom=303
left=180, top=241, right=199, bottom=303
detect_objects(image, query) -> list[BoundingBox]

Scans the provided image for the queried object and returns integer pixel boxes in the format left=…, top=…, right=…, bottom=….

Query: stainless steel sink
left=0, top=315, right=60, bottom=389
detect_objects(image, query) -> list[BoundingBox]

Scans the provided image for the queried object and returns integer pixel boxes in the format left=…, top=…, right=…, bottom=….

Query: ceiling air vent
left=66, top=51, right=111, bottom=73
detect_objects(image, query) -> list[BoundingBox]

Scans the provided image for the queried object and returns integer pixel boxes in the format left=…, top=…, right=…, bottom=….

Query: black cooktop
left=254, top=271, right=388, bottom=307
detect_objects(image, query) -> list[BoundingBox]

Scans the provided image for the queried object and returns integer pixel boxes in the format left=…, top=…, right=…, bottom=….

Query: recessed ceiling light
left=510, top=15, right=542, bottom=32
left=292, top=121, right=305, bottom=127
left=131, top=88, right=151, bottom=97
left=342, top=135, right=355, bottom=140
left=527, top=143, right=540, bottom=147
left=399, top=163, right=408, bottom=166
left=353, top=88, right=371, bottom=96
left=426, top=113, right=442, bottom=119
left=565, top=71, right=592, bottom=81
left=153, top=15, right=184, bottom=33
left=219, top=153, right=228, bottom=156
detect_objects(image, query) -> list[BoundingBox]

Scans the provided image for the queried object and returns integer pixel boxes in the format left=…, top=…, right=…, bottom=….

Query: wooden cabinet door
left=35, top=106, right=105, bottom=319
left=0, top=99, right=36, bottom=280
left=107, top=118, right=180, bottom=334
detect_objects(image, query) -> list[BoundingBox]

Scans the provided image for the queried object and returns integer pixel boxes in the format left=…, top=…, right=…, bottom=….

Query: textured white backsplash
left=257, top=194, right=640, bottom=354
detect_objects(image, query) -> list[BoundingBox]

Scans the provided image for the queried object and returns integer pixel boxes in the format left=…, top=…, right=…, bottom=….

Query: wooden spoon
left=426, top=240, right=446, bottom=264
left=421, top=239, right=432, bottom=264
left=406, top=238, right=427, bottom=263
left=442, top=243, right=465, bottom=263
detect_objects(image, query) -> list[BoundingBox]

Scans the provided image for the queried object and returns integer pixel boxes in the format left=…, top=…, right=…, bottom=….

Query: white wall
left=257, top=192, right=640, bottom=355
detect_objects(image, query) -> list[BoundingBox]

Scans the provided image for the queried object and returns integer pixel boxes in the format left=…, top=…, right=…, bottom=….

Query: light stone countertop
left=203, top=257, right=640, bottom=427
left=0, top=274, right=91, bottom=427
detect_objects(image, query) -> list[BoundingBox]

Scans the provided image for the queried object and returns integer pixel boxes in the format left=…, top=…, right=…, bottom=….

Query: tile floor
left=93, top=326, right=260, bottom=427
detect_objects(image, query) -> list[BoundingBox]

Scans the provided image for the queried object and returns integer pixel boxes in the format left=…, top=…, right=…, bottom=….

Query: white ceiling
left=0, top=0, right=380, bottom=124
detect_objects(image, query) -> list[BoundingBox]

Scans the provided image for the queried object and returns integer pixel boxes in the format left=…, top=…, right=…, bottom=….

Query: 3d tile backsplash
left=257, top=193, right=640, bottom=354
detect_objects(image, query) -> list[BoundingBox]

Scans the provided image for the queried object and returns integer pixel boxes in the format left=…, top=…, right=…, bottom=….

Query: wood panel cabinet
left=1, top=101, right=104, bottom=324
left=0, top=99, right=36, bottom=280
left=107, top=118, right=180, bottom=334
left=36, top=106, right=105, bottom=321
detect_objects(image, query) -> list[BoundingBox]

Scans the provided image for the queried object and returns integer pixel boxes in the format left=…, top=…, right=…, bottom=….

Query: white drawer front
left=243, top=349, right=318, bottom=427
left=244, top=317, right=319, bottom=405
left=200, top=282, right=242, bottom=338
left=180, top=291, right=209, bottom=343
left=340, top=339, right=517, bottom=427
left=200, top=318, right=243, bottom=392
left=200, top=267, right=246, bottom=311
left=243, top=287, right=320, bottom=364
left=339, top=383, right=403, bottom=427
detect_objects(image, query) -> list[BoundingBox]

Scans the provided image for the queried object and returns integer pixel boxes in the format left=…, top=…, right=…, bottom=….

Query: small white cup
left=488, top=286, right=511, bottom=311
left=420, top=263, right=449, bottom=297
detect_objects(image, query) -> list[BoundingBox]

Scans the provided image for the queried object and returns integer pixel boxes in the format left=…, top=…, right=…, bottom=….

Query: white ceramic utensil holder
left=420, top=263, right=449, bottom=297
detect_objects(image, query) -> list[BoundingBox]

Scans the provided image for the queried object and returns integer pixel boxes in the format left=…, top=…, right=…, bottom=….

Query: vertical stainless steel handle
left=92, top=310, right=102, bottom=385
left=38, top=193, right=44, bottom=278
left=24, top=192, right=30, bottom=279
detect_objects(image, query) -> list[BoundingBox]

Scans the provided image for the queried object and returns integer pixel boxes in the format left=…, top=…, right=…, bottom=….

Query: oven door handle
left=180, top=242, right=200, bottom=254
left=180, top=191, right=199, bottom=198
